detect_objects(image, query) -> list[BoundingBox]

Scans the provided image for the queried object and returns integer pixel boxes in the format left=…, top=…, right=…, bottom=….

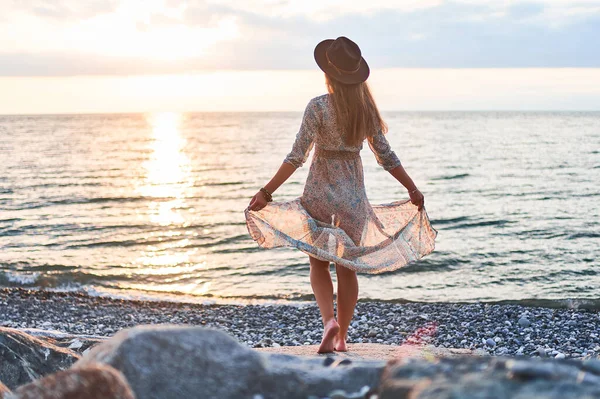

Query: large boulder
left=76, top=325, right=385, bottom=399
left=379, top=356, right=600, bottom=398
left=0, top=328, right=79, bottom=390
left=5, top=364, right=134, bottom=399
left=18, top=329, right=105, bottom=355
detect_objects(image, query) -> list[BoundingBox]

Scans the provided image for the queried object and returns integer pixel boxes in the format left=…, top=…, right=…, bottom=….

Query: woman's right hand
left=409, top=189, right=424, bottom=211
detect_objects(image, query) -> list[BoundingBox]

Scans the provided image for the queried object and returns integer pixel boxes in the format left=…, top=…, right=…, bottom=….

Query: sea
left=1, top=111, right=599, bottom=307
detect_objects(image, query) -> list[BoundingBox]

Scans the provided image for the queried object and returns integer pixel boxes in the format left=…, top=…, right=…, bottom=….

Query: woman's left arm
left=248, top=99, right=318, bottom=211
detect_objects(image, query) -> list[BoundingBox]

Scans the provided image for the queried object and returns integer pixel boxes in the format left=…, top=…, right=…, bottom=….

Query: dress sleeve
left=367, top=129, right=402, bottom=171
left=283, top=99, right=318, bottom=168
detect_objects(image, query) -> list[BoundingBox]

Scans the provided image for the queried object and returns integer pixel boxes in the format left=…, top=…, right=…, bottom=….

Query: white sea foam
left=4, top=271, right=40, bottom=285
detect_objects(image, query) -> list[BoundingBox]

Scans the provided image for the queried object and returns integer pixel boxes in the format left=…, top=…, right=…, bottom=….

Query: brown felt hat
left=314, top=36, right=370, bottom=84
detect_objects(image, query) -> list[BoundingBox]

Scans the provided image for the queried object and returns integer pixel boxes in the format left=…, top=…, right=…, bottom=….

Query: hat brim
left=314, top=39, right=370, bottom=85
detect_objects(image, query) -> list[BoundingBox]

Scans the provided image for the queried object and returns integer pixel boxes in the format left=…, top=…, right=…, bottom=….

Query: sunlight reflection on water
left=139, top=112, right=192, bottom=224
left=130, top=112, right=209, bottom=295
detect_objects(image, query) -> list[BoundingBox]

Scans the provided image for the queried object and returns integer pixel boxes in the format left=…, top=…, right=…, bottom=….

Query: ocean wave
left=572, top=192, right=600, bottom=197
left=391, top=256, right=471, bottom=273
left=191, top=234, right=250, bottom=248
left=18, top=182, right=105, bottom=189
left=430, top=216, right=470, bottom=225
left=195, top=181, right=245, bottom=187
left=236, top=262, right=309, bottom=277
left=0, top=218, right=22, bottom=223
left=442, top=219, right=514, bottom=230
left=0, top=269, right=125, bottom=288
left=515, top=229, right=568, bottom=239
left=431, top=173, right=470, bottom=180
left=7, top=195, right=182, bottom=210
left=1, top=271, right=41, bottom=285
left=65, top=235, right=191, bottom=249
left=567, top=232, right=600, bottom=239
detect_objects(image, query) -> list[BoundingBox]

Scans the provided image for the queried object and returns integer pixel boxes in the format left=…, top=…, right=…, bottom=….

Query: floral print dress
left=245, top=94, right=437, bottom=273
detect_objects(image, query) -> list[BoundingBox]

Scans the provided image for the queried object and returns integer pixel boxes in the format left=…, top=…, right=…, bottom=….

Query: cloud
left=454, top=0, right=600, bottom=27
left=183, top=0, right=444, bottom=21
left=0, top=0, right=599, bottom=76
left=9, top=0, right=119, bottom=20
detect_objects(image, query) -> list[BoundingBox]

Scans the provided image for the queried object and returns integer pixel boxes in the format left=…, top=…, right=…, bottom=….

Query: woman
left=246, top=37, right=436, bottom=353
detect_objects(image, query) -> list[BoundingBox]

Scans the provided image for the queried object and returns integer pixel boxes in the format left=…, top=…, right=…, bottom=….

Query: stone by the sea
left=537, top=347, right=547, bottom=357
left=2, top=321, right=600, bottom=399
left=379, top=357, right=600, bottom=398
left=5, top=364, right=134, bottom=399
left=76, top=325, right=385, bottom=399
left=518, top=317, right=531, bottom=328
left=0, top=328, right=80, bottom=390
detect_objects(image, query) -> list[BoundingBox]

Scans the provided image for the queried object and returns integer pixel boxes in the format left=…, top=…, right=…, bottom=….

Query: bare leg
left=334, top=264, right=358, bottom=351
left=309, top=256, right=339, bottom=353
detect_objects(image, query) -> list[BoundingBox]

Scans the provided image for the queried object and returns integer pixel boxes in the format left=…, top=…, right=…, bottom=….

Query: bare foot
left=334, top=334, right=348, bottom=352
left=317, top=319, right=340, bottom=354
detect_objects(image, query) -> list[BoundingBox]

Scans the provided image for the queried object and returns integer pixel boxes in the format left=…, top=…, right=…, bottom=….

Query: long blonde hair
left=325, top=73, right=388, bottom=146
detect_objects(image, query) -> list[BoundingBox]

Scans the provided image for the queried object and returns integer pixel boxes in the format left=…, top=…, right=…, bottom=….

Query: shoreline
left=4, top=284, right=600, bottom=310
left=1, top=288, right=599, bottom=360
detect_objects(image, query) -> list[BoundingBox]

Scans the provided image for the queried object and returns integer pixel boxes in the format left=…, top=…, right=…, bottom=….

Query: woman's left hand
left=409, top=189, right=425, bottom=211
left=248, top=191, right=268, bottom=212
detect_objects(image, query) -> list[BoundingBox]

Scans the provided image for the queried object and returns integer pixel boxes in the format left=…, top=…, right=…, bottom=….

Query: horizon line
left=1, top=109, right=599, bottom=117
left=3, top=66, right=600, bottom=78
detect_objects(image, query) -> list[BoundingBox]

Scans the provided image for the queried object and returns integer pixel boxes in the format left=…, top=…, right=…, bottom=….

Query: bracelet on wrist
left=260, top=187, right=273, bottom=202
left=408, top=188, right=418, bottom=194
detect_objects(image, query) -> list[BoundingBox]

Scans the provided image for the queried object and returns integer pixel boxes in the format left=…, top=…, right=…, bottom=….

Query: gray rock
left=328, top=385, right=370, bottom=399
left=76, top=325, right=385, bottom=399
left=582, top=359, right=600, bottom=375
left=380, top=357, right=600, bottom=399
left=519, top=317, right=532, bottom=328
left=0, top=327, right=80, bottom=390
left=537, top=347, right=547, bottom=357
left=485, top=338, right=497, bottom=348
left=19, top=328, right=105, bottom=355
left=496, top=347, right=509, bottom=355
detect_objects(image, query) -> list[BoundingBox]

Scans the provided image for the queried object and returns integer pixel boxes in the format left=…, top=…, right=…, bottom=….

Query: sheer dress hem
left=245, top=198, right=437, bottom=274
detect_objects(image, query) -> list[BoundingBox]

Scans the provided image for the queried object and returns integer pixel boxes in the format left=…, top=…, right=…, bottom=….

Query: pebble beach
left=1, top=288, right=599, bottom=360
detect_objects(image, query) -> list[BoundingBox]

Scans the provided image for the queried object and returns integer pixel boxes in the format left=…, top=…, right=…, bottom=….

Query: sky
left=1, top=0, right=599, bottom=113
